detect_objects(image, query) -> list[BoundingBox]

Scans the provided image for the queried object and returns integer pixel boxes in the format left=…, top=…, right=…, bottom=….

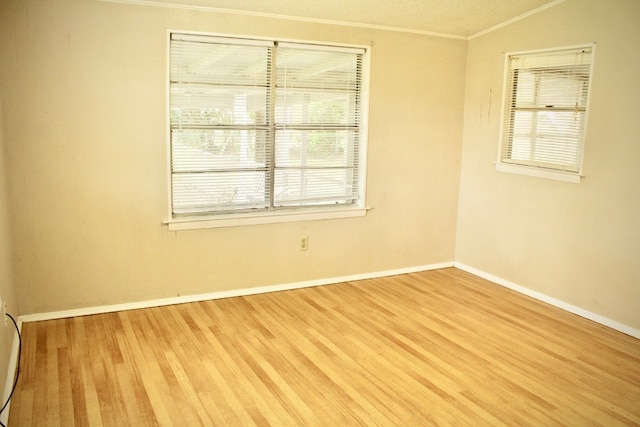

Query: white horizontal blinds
left=170, top=34, right=272, bottom=215
left=503, top=47, right=592, bottom=172
left=274, top=43, right=363, bottom=207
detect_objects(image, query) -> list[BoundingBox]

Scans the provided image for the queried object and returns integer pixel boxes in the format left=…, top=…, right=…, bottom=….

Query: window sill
left=164, top=206, right=371, bottom=231
left=496, top=163, right=582, bottom=184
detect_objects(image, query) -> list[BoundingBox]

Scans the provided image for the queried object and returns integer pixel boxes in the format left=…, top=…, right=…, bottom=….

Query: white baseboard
left=1, top=318, right=22, bottom=426
left=454, top=262, right=640, bottom=340
left=18, top=262, right=454, bottom=323
left=6, top=259, right=638, bottom=426
left=17, top=259, right=639, bottom=336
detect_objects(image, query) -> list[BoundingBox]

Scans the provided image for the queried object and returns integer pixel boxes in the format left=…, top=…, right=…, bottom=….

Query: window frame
left=164, top=31, right=371, bottom=230
left=496, top=44, right=596, bottom=184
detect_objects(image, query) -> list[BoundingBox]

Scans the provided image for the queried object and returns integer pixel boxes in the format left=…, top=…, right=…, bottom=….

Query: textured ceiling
left=142, top=0, right=561, bottom=38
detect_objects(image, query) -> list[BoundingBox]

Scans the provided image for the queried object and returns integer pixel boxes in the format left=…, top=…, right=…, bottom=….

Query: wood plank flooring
left=8, top=268, right=640, bottom=426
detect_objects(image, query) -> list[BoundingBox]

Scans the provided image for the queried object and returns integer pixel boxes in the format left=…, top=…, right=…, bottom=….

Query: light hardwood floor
left=8, top=268, right=640, bottom=426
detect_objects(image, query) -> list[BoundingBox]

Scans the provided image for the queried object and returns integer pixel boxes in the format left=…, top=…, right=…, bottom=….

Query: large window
left=498, top=46, right=594, bottom=182
left=169, top=33, right=368, bottom=225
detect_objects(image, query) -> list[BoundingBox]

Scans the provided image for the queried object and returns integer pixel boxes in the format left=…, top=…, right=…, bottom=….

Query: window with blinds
left=169, top=33, right=367, bottom=218
left=500, top=46, right=594, bottom=175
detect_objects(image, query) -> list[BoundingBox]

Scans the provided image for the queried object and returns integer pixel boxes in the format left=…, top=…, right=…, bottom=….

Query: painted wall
left=456, top=0, right=640, bottom=330
left=0, top=0, right=466, bottom=314
left=0, top=91, right=19, bottom=414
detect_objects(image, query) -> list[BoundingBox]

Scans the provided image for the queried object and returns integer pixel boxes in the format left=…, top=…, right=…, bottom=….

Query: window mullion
left=266, top=43, right=277, bottom=211
left=530, top=73, right=542, bottom=163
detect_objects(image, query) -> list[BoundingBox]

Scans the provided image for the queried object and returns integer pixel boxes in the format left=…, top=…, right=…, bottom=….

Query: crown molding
left=97, top=1, right=567, bottom=41
left=468, top=0, right=566, bottom=39
left=97, top=0, right=468, bottom=40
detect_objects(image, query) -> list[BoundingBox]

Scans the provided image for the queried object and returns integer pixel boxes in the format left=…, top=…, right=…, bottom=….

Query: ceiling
left=120, top=0, right=563, bottom=38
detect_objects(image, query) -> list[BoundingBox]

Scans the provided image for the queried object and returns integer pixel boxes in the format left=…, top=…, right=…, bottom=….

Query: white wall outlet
left=300, top=236, right=309, bottom=251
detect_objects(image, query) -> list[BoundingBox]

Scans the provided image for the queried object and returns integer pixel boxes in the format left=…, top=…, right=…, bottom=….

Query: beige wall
left=0, top=91, right=19, bottom=407
left=3, top=0, right=636, bottom=333
left=0, top=0, right=466, bottom=314
left=456, top=0, right=640, bottom=329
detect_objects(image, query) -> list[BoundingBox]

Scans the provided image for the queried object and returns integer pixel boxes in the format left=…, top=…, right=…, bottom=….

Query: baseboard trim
left=18, top=262, right=454, bottom=323
left=454, top=262, right=640, bottom=340
left=1, top=318, right=22, bottom=426
left=18, top=260, right=638, bottom=339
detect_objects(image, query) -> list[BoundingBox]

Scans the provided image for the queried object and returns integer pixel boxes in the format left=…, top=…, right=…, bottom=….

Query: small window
left=168, top=33, right=369, bottom=225
left=498, top=46, right=594, bottom=182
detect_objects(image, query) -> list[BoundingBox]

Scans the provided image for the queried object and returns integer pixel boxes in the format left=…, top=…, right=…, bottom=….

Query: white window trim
left=164, top=31, right=372, bottom=230
left=495, top=162, right=582, bottom=183
left=496, top=43, right=596, bottom=184
left=163, top=206, right=371, bottom=231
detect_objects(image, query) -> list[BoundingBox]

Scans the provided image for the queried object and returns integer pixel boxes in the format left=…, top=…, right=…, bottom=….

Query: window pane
left=507, top=110, right=584, bottom=170
left=275, top=130, right=356, bottom=168
left=538, top=71, right=589, bottom=109
left=274, top=90, right=358, bottom=126
left=172, top=172, right=267, bottom=214
left=170, top=85, right=268, bottom=127
left=274, top=129, right=358, bottom=207
left=170, top=37, right=272, bottom=215
left=274, top=168, right=357, bottom=207
left=172, top=129, right=269, bottom=172
left=534, top=111, right=583, bottom=168
left=514, top=71, right=536, bottom=106
left=514, top=68, right=589, bottom=109
left=509, top=111, right=533, bottom=161
left=273, top=45, right=362, bottom=209
left=275, top=47, right=361, bottom=91
left=170, top=41, right=270, bottom=87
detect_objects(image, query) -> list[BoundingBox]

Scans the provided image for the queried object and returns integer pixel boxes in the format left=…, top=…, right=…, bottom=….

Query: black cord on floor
left=0, top=313, right=21, bottom=427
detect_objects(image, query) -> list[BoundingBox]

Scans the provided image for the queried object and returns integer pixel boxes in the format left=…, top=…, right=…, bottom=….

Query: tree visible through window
left=169, top=34, right=367, bottom=217
left=500, top=46, right=594, bottom=174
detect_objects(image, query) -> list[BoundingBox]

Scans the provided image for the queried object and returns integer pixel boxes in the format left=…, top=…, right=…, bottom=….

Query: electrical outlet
left=300, top=236, right=309, bottom=251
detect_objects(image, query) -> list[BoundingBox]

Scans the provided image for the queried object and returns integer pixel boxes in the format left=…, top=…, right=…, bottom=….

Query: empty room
left=0, top=0, right=639, bottom=425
